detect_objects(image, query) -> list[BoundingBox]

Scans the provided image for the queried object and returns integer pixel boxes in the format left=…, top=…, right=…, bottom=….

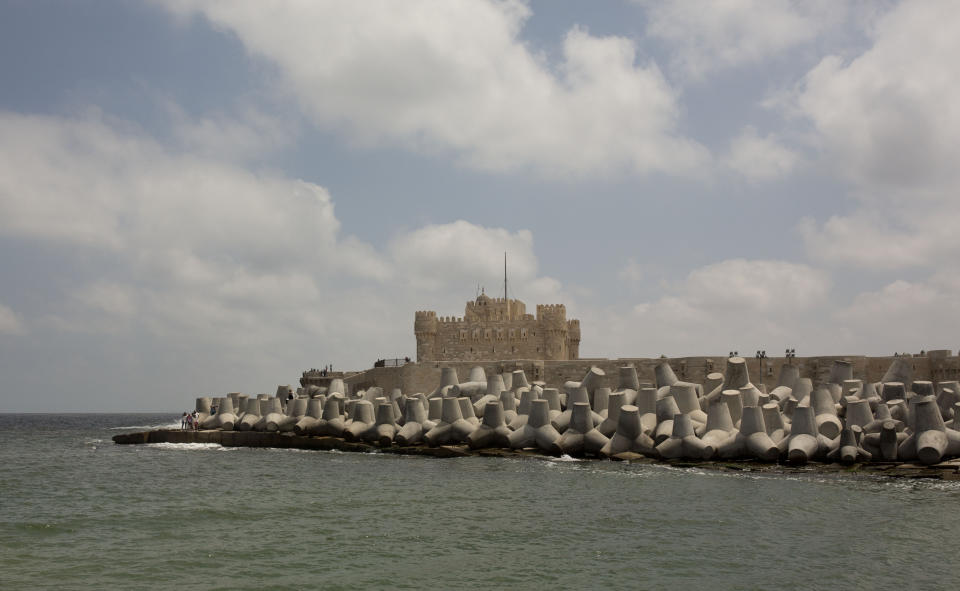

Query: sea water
left=1, top=413, right=958, bottom=590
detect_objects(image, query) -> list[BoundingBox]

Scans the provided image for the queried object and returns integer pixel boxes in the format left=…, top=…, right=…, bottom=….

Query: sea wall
left=344, top=354, right=958, bottom=395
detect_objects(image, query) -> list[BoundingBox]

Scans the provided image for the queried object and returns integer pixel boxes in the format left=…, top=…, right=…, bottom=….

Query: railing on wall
left=373, top=357, right=412, bottom=368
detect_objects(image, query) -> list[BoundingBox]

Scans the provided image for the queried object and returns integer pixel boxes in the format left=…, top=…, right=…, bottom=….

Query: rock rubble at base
left=138, top=357, right=960, bottom=478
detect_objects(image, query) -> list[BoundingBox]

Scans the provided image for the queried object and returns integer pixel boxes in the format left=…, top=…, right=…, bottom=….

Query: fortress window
left=509, top=328, right=516, bottom=340
left=460, top=330, right=467, bottom=341
left=484, top=329, right=491, bottom=340
left=521, top=328, right=528, bottom=339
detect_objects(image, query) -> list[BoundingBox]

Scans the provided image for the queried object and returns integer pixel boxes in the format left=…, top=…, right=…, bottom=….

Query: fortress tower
left=414, top=294, right=580, bottom=362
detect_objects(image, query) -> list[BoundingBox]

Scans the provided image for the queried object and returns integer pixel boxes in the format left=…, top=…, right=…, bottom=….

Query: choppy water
left=1, top=414, right=958, bottom=590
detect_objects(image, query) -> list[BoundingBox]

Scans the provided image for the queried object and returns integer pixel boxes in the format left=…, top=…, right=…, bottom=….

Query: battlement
left=415, top=296, right=580, bottom=362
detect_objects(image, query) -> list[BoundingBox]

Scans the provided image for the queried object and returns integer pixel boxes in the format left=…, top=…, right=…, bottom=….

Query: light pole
left=756, top=350, right=767, bottom=384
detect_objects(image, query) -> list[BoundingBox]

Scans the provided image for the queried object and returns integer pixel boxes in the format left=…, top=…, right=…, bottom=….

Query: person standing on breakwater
left=192, top=410, right=199, bottom=431
left=181, top=412, right=188, bottom=430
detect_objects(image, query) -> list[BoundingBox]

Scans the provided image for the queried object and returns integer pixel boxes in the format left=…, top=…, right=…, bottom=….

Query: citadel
left=304, top=294, right=960, bottom=397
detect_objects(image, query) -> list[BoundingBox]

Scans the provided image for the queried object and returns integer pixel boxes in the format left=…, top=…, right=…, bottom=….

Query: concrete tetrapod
left=236, top=398, right=261, bottom=431
left=654, top=361, right=679, bottom=389
left=259, top=398, right=285, bottom=432
left=653, top=396, right=682, bottom=445
left=827, top=426, right=872, bottom=464
left=593, top=387, right=611, bottom=418
left=790, top=378, right=813, bottom=407
left=597, top=391, right=626, bottom=437
left=451, top=381, right=486, bottom=402
left=617, top=366, right=641, bottom=392
left=761, top=403, right=789, bottom=444
left=279, top=398, right=307, bottom=432
left=721, top=390, right=743, bottom=428
left=557, top=402, right=608, bottom=456
left=467, top=402, right=512, bottom=449
left=722, top=357, right=751, bottom=392
left=599, top=405, right=655, bottom=457
left=542, top=388, right=564, bottom=424
left=395, top=397, right=430, bottom=446
left=635, top=387, right=658, bottom=435
left=316, top=396, right=347, bottom=437
left=458, top=397, right=480, bottom=426
left=508, top=399, right=561, bottom=454
left=511, top=370, right=531, bottom=392
left=881, top=358, right=913, bottom=391
left=881, top=382, right=907, bottom=403
left=898, top=397, right=960, bottom=465
left=203, top=397, right=236, bottom=430
left=293, top=398, right=323, bottom=435
left=499, top=390, right=519, bottom=426
left=701, top=373, right=725, bottom=410
left=343, top=400, right=375, bottom=441
left=829, top=360, right=854, bottom=386
left=862, top=420, right=902, bottom=461
left=656, top=413, right=712, bottom=460
left=362, top=402, right=398, bottom=446
left=718, top=406, right=779, bottom=461
left=553, top=386, right=603, bottom=433
left=669, top=382, right=707, bottom=426
left=424, top=397, right=476, bottom=446
left=487, top=374, right=506, bottom=397
left=811, top=386, right=842, bottom=439
left=468, top=366, right=486, bottom=384
left=780, top=406, right=836, bottom=465
left=844, top=399, right=874, bottom=430
left=700, top=398, right=736, bottom=453
left=936, top=383, right=960, bottom=420
left=862, top=402, right=904, bottom=433
left=195, top=397, right=212, bottom=426
left=509, top=389, right=539, bottom=430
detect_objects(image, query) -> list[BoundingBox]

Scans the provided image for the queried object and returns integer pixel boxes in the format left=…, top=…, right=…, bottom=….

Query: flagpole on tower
left=504, top=251, right=509, bottom=320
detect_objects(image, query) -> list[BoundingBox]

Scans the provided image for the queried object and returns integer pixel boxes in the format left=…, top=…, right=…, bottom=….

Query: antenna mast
left=504, top=251, right=509, bottom=320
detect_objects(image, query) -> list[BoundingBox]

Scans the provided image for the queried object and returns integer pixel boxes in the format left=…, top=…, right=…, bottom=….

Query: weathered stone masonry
left=414, top=294, right=580, bottom=362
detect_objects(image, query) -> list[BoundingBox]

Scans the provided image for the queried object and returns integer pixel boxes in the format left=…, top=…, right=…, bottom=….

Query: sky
left=2, top=0, right=959, bottom=412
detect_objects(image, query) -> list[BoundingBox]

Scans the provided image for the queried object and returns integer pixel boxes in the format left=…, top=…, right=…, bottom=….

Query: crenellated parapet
left=415, top=296, right=580, bottom=362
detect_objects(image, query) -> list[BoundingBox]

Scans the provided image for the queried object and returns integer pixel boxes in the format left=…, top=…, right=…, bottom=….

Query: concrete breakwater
left=140, top=356, right=960, bottom=476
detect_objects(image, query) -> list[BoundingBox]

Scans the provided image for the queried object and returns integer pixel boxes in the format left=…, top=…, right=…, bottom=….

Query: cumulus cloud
left=834, top=273, right=960, bottom=353
left=639, top=0, right=834, bottom=79
left=795, top=0, right=960, bottom=270
left=390, top=221, right=536, bottom=291
left=584, top=259, right=831, bottom=357
left=723, top=125, right=800, bottom=181
left=0, top=303, right=25, bottom=335
left=157, top=0, right=707, bottom=177
left=797, top=0, right=960, bottom=190
left=0, top=110, right=564, bottom=377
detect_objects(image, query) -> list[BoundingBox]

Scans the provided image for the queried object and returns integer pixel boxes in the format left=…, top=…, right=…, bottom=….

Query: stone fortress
left=414, top=293, right=580, bottom=362
left=305, top=294, right=958, bottom=396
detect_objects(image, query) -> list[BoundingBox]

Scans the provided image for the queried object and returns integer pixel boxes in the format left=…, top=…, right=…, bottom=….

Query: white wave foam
left=110, top=422, right=181, bottom=431
left=145, top=442, right=228, bottom=451
left=548, top=454, right=583, bottom=462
